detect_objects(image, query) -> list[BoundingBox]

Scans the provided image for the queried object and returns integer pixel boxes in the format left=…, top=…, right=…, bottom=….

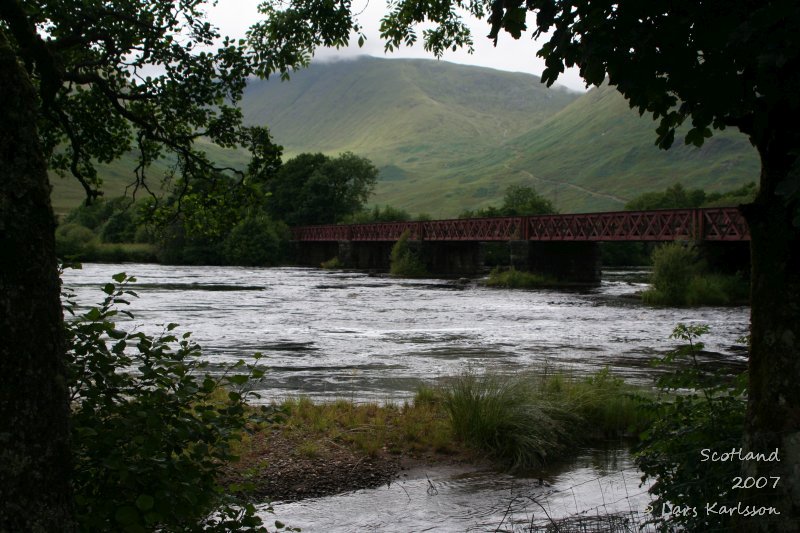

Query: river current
left=62, top=263, right=749, bottom=531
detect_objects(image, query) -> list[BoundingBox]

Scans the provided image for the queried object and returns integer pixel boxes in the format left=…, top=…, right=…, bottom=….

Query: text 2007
left=732, top=476, right=780, bottom=489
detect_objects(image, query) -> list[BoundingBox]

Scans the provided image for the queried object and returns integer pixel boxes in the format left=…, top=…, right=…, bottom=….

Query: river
left=62, top=263, right=749, bottom=531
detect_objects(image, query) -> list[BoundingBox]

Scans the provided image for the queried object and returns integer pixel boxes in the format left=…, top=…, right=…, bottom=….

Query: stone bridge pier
left=337, top=240, right=484, bottom=276
left=293, top=241, right=340, bottom=267
left=509, top=241, right=602, bottom=284
left=417, top=241, right=484, bottom=277
left=295, top=239, right=601, bottom=282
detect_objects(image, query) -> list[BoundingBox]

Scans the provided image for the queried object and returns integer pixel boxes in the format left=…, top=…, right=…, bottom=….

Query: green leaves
left=66, top=275, right=278, bottom=531
left=135, top=494, right=155, bottom=511
left=636, top=324, right=747, bottom=531
left=265, top=152, right=378, bottom=226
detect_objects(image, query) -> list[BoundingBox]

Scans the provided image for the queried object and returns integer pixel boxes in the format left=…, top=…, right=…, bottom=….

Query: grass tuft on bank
left=441, top=367, right=649, bottom=470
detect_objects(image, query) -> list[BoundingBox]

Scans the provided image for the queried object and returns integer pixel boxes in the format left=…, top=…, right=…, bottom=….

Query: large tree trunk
left=0, top=36, right=75, bottom=530
left=740, top=132, right=800, bottom=531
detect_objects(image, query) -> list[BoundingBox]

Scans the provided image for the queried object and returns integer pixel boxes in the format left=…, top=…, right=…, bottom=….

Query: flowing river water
left=62, top=263, right=750, bottom=531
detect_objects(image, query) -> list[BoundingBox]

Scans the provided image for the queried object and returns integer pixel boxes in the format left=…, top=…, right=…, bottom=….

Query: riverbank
left=223, top=396, right=477, bottom=502
left=224, top=370, right=650, bottom=503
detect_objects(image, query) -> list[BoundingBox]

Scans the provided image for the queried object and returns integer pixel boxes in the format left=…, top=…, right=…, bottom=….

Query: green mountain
left=364, top=81, right=759, bottom=215
left=487, top=83, right=760, bottom=212
left=51, top=57, right=759, bottom=217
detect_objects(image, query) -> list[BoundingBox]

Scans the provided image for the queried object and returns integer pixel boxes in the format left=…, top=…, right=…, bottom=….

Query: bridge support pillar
left=293, top=241, right=340, bottom=267
left=418, top=241, right=484, bottom=277
left=509, top=241, right=602, bottom=284
left=339, top=241, right=394, bottom=270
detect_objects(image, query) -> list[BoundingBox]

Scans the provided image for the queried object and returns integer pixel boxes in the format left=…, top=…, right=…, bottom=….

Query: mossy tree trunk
left=740, top=129, right=800, bottom=531
left=0, top=35, right=75, bottom=530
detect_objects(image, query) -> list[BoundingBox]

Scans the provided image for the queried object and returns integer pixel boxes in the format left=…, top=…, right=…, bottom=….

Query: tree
left=0, top=1, right=305, bottom=528
left=258, top=0, right=800, bottom=528
left=625, top=183, right=707, bottom=211
left=0, top=32, right=74, bottom=531
left=460, top=184, right=556, bottom=217
left=499, top=184, right=557, bottom=216
left=265, top=152, right=378, bottom=225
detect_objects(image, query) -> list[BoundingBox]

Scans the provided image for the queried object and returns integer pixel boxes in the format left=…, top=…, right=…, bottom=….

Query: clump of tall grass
left=442, top=371, right=579, bottom=469
left=641, top=242, right=748, bottom=306
left=485, top=267, right=557, bottom=288
left=275, top=393, right=453, bottom=457
left=440, top=368, right=649, bottom=470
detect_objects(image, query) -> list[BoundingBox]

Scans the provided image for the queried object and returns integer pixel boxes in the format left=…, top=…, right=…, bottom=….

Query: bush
left=156, top=223, right=224, bottom=265
left=64, top=273, right=284, bottom=531
left=485, top=267, right=556, bottom=288
left=344, top=204, right=412, bottom=223
left=222, top=215, right=289, bottom=266
left=65, top=198, right=117, bottom=230
left=647, top=242, right=699, bottom=304
left=56, top=222, right=98, bottom=259
left=389, top=229, right=428, bottom=278
left=92, top=243, right=158, bottom=263
left=101, top=209, right=137, bottom=243
left=320, top=256, right=342, bottom=269
left=635, top=324, right=747, bottom=532
left=642, top=242, right=749, bottom=306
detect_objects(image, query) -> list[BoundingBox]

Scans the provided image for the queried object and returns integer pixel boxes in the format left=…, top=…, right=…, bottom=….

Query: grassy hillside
left=497, top=84, right=760, bottom=212
left=242, top=57, right=577, bottom=187
left=51, top=57, right=759, bottom=218
left=372, top=83, right=760, bottom=215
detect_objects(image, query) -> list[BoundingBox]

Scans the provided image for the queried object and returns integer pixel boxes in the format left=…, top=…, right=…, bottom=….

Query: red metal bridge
left=291, top=207, right=750, bottom=243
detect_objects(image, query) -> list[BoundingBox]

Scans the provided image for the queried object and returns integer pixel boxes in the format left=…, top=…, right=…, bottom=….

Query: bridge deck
left=291, top=207, right=749, bottom=243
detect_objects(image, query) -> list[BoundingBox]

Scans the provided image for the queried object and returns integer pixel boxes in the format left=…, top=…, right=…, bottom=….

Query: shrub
left=685, top=273, right=749, bottom=306
left=647, top=242, right=699, bottom=305
left=55, top=223, right=98, bottom=259
left=485, top=267, right=556, bottom=288
left=635, top=324, right=747, bottom=532
left=320, top=256, right=342, bottom=269
left=642, top=243, right=749, bottom=306
left=222, top=215, right=289, bottom=266
left=64, top=273, right=284, bottom=531
left=92, top=243, right=158, bottom=263
left=389, top=229, right=428, bottom=278
left=100, top=209, right=137, bottom=243
left=65, top=198, right=117, bottom=230
left=344, top=204, right=412, bottom=223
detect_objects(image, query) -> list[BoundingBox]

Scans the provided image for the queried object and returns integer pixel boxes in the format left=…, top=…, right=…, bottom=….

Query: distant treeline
left=56, top=174, right=756, bottom=268
left=57, top=152, right=384, bottom=265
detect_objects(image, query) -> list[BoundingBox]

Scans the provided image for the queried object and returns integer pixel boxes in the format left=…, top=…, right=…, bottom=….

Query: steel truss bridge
left=291, top=207, right=749, bottom=243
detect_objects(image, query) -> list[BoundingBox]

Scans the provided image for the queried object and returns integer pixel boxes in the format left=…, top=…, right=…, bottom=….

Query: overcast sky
left=210, top=0, right=587, bottom=92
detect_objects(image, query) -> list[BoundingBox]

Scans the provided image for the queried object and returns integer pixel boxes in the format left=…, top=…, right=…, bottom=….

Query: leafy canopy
left=64, top=274, right=278, bottom=531
left=1, top=0, right=301, bottom=204
left=460, top=184, right=556, bottom=218
left=265, top=152, right=378, bottom=225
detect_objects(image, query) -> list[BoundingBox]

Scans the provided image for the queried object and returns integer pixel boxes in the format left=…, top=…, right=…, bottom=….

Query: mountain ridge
left=51, top=56, right=759, bottom=217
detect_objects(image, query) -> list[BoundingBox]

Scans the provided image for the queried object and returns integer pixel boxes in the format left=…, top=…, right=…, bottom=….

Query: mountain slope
left=241, top=56, right=578, bottom=170
left=51, top=57, right=759, bottom=217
